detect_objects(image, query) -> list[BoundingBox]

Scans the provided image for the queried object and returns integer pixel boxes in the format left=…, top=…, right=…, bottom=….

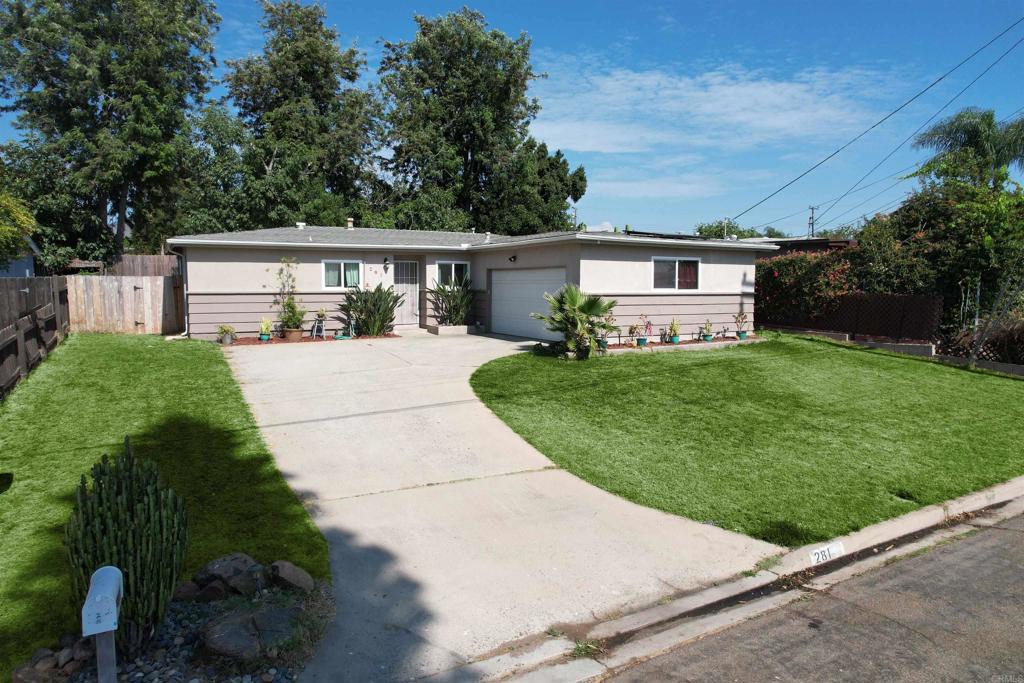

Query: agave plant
left=338, top=284, right=405, bottom=337
left=531, top=284, right=618, bottom=359
left=427, top=276, right=474, bottom=325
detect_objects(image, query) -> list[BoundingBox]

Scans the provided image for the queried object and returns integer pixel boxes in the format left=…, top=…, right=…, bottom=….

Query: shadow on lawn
left=750, top=519, right=822, bottom=548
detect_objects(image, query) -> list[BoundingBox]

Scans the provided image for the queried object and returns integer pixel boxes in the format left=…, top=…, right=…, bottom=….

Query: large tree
left=0, top=189, right=34, bottom=267
left=379, top=8, right=584, bottom=233
left=914, top=107, right=1024, bottom=192
left=224, top=0, right=376, bottom=229
left=0, top=0, right=218, bottom=264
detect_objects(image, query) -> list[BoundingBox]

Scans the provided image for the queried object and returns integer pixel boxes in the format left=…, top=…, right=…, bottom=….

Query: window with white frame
left=653, top=258, right=699, bottom=290
left=323, top=260, right=361, bottom=289
left=437, top=261, right=470, bottom=285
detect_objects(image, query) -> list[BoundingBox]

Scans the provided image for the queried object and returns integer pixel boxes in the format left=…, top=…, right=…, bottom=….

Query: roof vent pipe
left=485, top=232, right=491, bottom=243
left=346, top=217, right=355, bottom=229
left=296, top=222, right=306, bottom=230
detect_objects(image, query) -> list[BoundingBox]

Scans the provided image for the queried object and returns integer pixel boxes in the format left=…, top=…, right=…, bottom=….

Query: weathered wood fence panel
left=67, top=275, right=183, bottom=335
left=110, top=254, right=180, bottom=277
left=0, top=276, right=69, bottom=398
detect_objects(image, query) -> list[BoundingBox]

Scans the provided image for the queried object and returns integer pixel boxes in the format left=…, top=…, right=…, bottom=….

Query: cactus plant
left=65, top=438, right=187, bottom=656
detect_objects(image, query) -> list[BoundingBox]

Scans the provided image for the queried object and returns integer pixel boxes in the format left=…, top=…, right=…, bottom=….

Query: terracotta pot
left=283, top=328, right=303, bottom=342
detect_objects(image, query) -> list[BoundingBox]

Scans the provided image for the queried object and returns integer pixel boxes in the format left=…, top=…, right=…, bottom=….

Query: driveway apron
left=225, top=332, right=779, bottom=682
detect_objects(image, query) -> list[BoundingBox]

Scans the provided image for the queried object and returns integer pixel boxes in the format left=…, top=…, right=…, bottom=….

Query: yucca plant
left=65, top=438, right=187, bottom=657
left=427, top=277, right=474, bottom=326
left=338, top=284, right=405, bottom=337
left=531, top=284, right=618, bottom=360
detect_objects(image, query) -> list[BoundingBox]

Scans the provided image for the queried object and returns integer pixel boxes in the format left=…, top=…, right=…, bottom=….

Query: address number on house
left=809, top=541, right=845, bottom=566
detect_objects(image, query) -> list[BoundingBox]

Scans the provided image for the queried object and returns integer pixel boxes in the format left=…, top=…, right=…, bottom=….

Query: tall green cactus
left=65, top=437, right=187, bottom=656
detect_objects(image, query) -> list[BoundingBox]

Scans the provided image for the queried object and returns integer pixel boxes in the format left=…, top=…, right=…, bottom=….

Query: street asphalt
left=607, top=512, right=1024, bottom=682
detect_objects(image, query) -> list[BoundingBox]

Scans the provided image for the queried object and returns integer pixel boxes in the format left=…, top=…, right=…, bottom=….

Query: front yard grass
left=471, top=335, right=1024, bottom=548
left=0, top=334, right=328, bottom=679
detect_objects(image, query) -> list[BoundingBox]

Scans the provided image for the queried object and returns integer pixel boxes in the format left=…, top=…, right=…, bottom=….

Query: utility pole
left=808, top=206, right=817, bottom=237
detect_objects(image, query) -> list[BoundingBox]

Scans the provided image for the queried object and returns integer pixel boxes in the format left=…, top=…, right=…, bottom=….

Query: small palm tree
left=913, top=107, right=1024, bottom=190
left=531, top=284, right=618, bottom=359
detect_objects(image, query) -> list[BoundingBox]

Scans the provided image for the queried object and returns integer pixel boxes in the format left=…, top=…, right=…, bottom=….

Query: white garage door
left=491, top=268, right=567, bottom=341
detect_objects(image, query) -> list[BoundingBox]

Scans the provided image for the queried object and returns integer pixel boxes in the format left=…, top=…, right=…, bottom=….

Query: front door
left=394, top=261, right=420, bottom=325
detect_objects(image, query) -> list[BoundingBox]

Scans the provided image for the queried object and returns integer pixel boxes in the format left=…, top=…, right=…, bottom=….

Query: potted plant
left=630, top=314, right=652, bottom=347
left=273, top=257, right=307, bottom=342
left=733, top=312, right=749, bottom=340
left=217, top=324, right=236, bottom=345
left=598, top=312, right=616, bottom=350
left=668, top=318, right=681, bottom=344
left=259, top=318, right=273, bottom=342
left=700, top=319, right=714, bottom=342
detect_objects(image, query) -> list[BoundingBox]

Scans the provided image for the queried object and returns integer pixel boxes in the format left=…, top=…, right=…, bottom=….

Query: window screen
left=653, top=260, right=676, bottom=288
left=677, top=260, right=698, bottom=289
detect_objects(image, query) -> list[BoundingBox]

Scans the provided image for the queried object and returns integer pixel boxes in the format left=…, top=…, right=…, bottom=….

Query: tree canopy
left=0, top=2, right=589, bottom=268
left=0, top=190, right=35, bottom=267
left=913, top=107, right=1024, bottom=191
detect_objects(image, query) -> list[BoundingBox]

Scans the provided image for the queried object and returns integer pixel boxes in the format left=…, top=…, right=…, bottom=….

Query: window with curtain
left=438, top=262, right=470, bottom=285
left=324, top=261, right=361, bottom=288
left=652, top=258, right=699, bottom=290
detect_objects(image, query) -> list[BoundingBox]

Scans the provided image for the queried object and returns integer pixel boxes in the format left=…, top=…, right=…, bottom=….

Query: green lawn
left=471, top=335, right=1024, bottom=548
left=0, top=334, right=328, bottom=679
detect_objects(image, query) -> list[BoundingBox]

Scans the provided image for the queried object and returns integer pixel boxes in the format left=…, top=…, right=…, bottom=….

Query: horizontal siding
left=606, top=293, right=755, bottom=337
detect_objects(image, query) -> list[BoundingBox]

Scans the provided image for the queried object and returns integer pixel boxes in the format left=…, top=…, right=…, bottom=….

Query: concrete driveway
left=226, top=331, right=779, bottom=682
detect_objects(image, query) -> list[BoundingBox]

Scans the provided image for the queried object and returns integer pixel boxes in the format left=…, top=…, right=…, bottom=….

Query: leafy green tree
left=694, top=218, right=763, bottom=239
left=379, top=8, right=584, bottom=233
left=224, top=0, right=376, bottom=229
left=129, top=106, right=249, bottom=251
left=0, top=190, right=35, bottom=267
left=914, top=107, right=1024, bottom=191
left=0, top=0, right=218, bottom=261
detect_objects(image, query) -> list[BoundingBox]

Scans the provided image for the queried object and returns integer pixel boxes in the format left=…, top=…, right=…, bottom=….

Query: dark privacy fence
left=0, top=276, right=70, bottom=398
left=762, top=293, right=944, bottom=341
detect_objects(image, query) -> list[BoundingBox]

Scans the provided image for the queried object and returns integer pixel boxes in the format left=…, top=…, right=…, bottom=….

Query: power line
left=729, top=14, right=1024, bottom=222
left=815, top=193, right=910, bottom=234
left=818, top=179, right=908, bottom=229
left=748, top=161, right=921, bottom=229
left=816, top=32, right=1024, bottom=223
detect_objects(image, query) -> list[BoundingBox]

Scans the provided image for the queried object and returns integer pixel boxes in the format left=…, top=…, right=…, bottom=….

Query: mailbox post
left=82, top=566, right=123, bottom=683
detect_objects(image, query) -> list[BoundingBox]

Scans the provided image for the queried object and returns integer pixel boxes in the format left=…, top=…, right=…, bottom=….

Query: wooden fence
left=762, top=293, right=944, bottom=342
left=67, top=275, right=184, bottom=335
left=110, top=254, right=180, bottom=277
left=0, top=276, right=70, bottom=398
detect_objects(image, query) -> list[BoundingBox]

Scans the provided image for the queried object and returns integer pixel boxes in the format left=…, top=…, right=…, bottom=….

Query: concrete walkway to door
left=225, top=332, right=780, bottom=682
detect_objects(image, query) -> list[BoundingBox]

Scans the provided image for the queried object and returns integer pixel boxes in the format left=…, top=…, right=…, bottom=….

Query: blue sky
left=4, top=1, right=1023, bottom=235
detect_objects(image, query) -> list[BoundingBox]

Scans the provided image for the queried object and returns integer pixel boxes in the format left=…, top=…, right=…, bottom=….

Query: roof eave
left=165, top=238, right=475, bottom=251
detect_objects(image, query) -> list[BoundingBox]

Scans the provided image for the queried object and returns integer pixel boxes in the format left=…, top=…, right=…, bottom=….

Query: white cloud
left=530, top=54, right=904, bottom=154
left=588, top=173, right=727, bottom=199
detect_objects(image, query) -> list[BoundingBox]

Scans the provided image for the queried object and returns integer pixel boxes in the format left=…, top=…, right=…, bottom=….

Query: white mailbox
left=82, top=566, right=123, bottom=637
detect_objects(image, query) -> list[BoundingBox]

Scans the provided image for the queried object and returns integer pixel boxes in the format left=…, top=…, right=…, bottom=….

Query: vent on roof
left=485, top=232, right=491, bottom=243
left=346, top=217, right=354, bottom=229
left=295, top=222, right=306, bottom=230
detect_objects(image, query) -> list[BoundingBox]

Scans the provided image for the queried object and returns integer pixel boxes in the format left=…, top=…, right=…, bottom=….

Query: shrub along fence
left=761, top=293, right=944, bottom=341
left=0, top=276, right=69, bottom=397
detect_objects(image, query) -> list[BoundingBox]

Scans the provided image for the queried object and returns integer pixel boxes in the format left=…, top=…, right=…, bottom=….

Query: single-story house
left=166, top=224, right=778, bottom=340
left=0, top=236, right=41, bottom=278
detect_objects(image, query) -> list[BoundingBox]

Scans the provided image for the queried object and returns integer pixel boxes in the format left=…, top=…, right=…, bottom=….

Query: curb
left=488, top=476, right=1024, bottom=682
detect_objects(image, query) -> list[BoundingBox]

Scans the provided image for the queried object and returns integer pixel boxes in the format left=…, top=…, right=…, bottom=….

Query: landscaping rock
left=33, top=656, right=57, bottom=671
left=174, top=580, right=200, bottom=602
left=31, top=648, right=54, bottom=664
left=252, top=607, right=300, bottom=649
left=72, top=638, right=93, bottom=661
left=56, top=647, right=74, bottom=668
left=269, top=561, right=314, bottom=593
left=195, top=553, right=265, bottom=597
left=196, top=578, right=231, bottom=603
left=13, top=664, right=57, bottom=683
left=202, top=612, right=261, bottom=662
left=201, top=606, right=300, bottom=663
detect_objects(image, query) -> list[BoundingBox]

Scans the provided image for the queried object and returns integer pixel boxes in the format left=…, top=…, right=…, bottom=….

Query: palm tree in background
left=913, top=107, right=1024, bottom=191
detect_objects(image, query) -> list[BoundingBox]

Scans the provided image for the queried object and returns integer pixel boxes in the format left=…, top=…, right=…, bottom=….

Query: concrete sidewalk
left=605, top=512, right=1024, bottom=682
left=226, top=332, right=780, bottom=682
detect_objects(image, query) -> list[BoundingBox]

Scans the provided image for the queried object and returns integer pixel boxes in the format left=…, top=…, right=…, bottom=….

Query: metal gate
left=394, top=261, right=420, bottom=325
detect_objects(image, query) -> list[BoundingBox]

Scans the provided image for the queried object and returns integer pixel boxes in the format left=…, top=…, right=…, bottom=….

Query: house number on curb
left=809, top=541, right=846, bottom=566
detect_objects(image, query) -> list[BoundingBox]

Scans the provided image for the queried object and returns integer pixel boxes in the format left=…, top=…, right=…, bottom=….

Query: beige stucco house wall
left=170, top=227, right=774, bottom=339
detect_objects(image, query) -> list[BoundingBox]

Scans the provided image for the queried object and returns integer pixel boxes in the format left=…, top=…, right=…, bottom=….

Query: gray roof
left=168, top=226, right=578, bottom=248
left=167, top=225, right=777, bottom=252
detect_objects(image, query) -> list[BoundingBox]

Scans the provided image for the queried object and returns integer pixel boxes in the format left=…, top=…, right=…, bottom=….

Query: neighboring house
left=0, top=236, right=41, bottom=278
left=742, top=235, right=856, bottom=254
left=167, top=223, right=777, bottom=340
